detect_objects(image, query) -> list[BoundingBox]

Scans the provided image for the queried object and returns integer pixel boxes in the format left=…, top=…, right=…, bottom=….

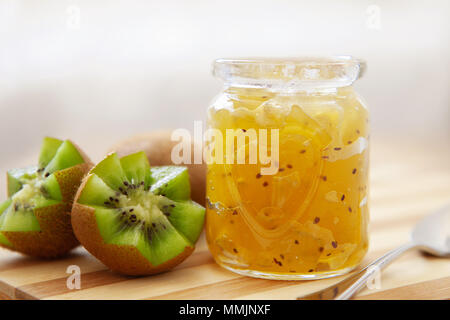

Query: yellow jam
left=205, top=83, right=369, bottom=279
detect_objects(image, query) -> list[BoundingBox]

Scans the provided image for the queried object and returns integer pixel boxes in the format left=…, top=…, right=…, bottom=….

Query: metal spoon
left=297, top=204, right=450, bottom=300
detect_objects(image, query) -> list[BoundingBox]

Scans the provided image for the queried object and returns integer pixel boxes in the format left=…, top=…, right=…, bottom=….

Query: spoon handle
left=297, top=242, right=416, bottom=300
left=335, top=242, right=416, bottom=300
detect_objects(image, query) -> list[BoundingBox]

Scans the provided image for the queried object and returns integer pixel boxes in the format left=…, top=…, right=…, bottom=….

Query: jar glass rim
left=212, top=56, right=366, bottom=90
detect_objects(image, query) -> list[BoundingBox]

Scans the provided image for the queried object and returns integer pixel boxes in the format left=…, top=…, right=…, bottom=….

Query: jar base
left=217, top=262, right=358, bottom=280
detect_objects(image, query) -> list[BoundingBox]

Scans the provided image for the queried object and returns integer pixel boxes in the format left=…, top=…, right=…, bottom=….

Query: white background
left=0, top=0, right=449, bottom=178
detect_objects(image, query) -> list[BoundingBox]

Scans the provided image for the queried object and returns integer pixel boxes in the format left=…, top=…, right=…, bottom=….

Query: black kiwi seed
left=170, top=204, right=175, bottom=208
left=129, top=208, right=134, bottom=212
left=152, top=223, right=156, bottom=228
left=129, top=214, right=137, bottom=222
left=109, top=197, right=114, bottom=201
left=123, top=181, right=129, bottom=186
left=40, top=186, right=49, bottom=197
left=44, top=172, right=50, bottom=178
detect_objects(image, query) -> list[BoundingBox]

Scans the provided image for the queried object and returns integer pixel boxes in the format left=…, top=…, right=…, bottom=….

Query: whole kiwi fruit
left=0, top=137, right=92, bottom=258
left=107, top=131, right=206, bottom=205
left=71, top=151, right=205, bottom=275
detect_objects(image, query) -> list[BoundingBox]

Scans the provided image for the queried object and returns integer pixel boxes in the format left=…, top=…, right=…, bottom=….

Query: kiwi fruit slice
left=108, top=131, right=206, bottom=205
left=71, top=151, right=206, bottom=275
left=0, top=137, right=92, bottom=257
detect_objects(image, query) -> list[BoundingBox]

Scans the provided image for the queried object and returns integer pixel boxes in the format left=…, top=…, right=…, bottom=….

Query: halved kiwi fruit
left=0, top=137, right=92, bottom=257
left=107, top=131, right=206, bottom=205
left=71, top=151, right=205, bottom=275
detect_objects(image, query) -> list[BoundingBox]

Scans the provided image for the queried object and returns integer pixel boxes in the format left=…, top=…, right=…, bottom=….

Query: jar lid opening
left=212, top=56, right=366, bottom=90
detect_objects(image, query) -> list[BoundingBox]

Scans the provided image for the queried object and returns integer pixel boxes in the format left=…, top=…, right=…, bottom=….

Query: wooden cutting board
left=0, top=139, right=449, bottom=300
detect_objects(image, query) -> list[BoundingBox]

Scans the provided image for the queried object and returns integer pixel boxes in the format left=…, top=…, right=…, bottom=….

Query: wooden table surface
left=0, top=138, right=449, bottom=300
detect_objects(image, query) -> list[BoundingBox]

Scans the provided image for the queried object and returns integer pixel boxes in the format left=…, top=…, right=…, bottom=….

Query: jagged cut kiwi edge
left=0, top=203, right=40, bottom=233
left=3, top=167, right=49, bottom=233
left=140, top=163, right=204, bottom=243
left=0, top=200, right=13, bottom=246
left=78, top=184, right=196, bottom=266
left=7, top=166, right=38, bottom=197
left=43, top=140, right=85, bottom=176
left=150, top=166, right=190, bottom=200
left=78, top=173, right=205, bottom=245
left=77, top=153, right=202, bottom=266
left=164, top=200, right=205, bottom=244
left=120, top=152, right=153, bottom=189
left=77, top=159, right=205, bottom=243
left=40, top=173, right=63, bottom=201
left=8, top=167, right=63, bottom=202
left=8, top=138, right=87, bottom=200
left=1, top=138, right=87, bottom=234
left=77, top=151, right=153, bottom=207
left=89, top=153, right=129, bottom=191
left=0, top=198, right=61, bottom=232
left=145, top=212, right=193, bottom=266
left=38, top=137, right=63, bottom=169
left=77, top=173, right=118, bottom=207
left=87, top=204, right=193, bottom=266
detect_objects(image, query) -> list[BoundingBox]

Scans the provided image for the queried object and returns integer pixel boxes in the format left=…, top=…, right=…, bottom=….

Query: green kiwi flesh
left=76, top=152, right=205, bottom=267
left=0, top=137, right=87, bottom=250
left=44, top=140, right=85, bottom=175
left=150, top=166, right=190, bottom=200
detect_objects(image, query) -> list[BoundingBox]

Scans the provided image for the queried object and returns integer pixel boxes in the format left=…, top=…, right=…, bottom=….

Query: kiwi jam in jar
left=205, top=57, right=369, bottom=280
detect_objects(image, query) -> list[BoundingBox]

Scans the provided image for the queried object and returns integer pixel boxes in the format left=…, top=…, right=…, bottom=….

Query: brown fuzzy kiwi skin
left=71, top=177, right=194, bottom=275
left=108, top=130, right=206, bottom=205
left=1, top=141, right=92, bottom=258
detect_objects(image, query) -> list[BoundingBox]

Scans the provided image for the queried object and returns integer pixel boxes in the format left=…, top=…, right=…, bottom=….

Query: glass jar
left=205, top=57, right=369, bottom=280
